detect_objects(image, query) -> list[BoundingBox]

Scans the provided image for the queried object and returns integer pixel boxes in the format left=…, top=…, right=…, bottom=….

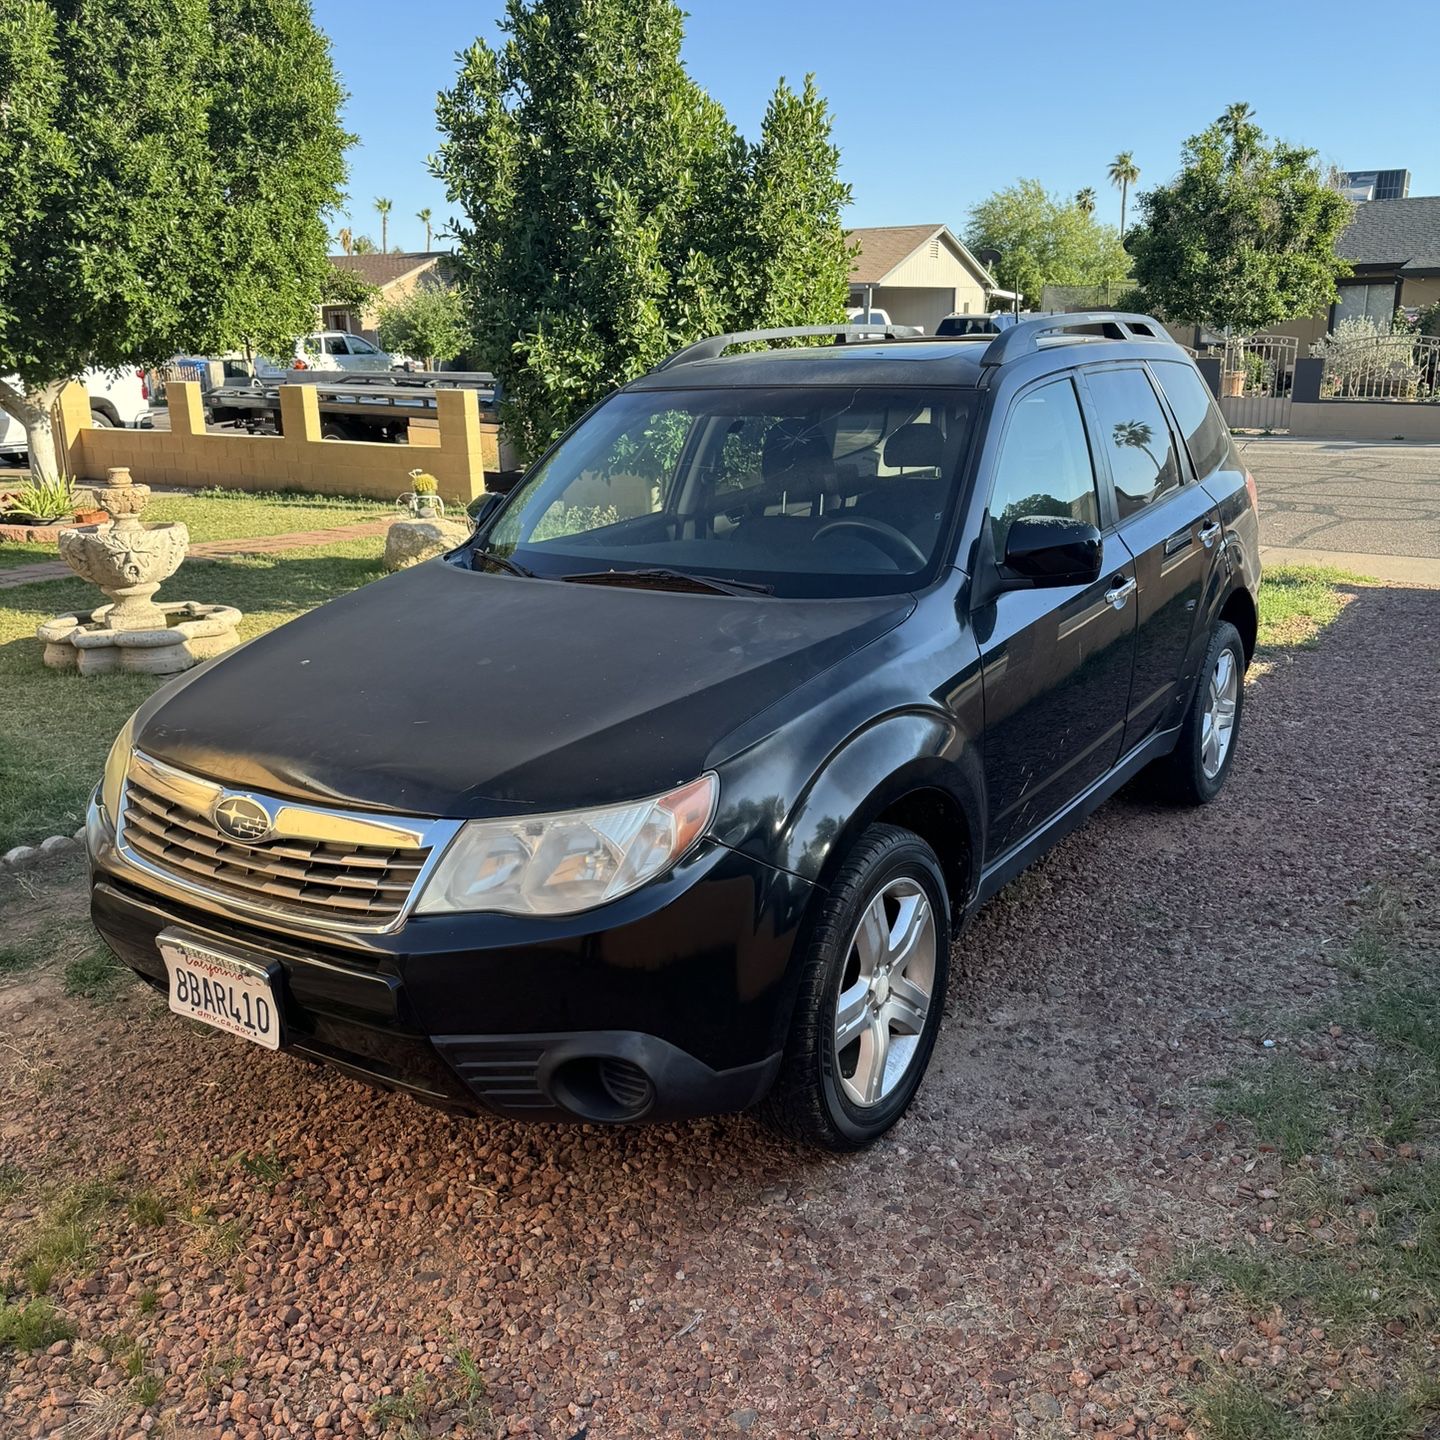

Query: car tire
left=89, top=409, right=114, bottom=428
left=759, top=824, right=950, bottom=1151
left=1153, top=620, right=1246, bottom=805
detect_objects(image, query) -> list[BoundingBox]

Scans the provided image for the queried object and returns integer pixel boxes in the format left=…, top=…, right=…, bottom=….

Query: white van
left=0, top=367, right=152, bottom=457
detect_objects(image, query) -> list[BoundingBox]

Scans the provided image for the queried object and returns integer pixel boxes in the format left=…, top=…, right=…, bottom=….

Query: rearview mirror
left=1002, top=516, right=1102, bottom=587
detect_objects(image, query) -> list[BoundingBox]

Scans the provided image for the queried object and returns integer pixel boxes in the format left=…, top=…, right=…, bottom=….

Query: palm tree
left=1218, top=101, right=1256, bottom=165
left=417, top=207, right=433, bottom=250
left=351, top=234, right=377, bottom=255
left=1219, top=101, right=1255, bottom=141
left=375, top=197, right=393, bottom=252
left=1075, top=187, right=1096, bottom=216
left=1108, top=153, right=1140, bottom=238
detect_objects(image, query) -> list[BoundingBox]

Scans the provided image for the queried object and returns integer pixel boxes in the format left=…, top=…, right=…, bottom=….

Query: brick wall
left=57, top=381, right=489, bottom=503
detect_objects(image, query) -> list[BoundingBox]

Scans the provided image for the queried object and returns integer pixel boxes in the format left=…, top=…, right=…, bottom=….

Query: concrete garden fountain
left=36, top=466, right=242, bottom=675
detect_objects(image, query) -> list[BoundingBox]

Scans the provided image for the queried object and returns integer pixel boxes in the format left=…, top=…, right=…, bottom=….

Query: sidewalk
left=0, top=518, right=393, bottom=592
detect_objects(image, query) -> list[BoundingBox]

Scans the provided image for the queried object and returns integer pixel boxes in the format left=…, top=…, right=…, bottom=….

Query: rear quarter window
left=1151, top=360, right=1231, bottom=479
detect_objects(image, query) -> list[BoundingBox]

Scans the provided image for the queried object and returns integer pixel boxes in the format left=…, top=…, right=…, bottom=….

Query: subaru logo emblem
left=212, top=794, right=272, bottom=843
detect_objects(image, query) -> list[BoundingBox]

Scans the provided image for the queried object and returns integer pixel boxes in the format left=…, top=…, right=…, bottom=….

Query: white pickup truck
left=0, top=367, right=152, bottom=458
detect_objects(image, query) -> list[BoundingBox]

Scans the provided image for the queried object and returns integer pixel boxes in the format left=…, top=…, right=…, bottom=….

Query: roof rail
left=979, top=311, right=1172, bottom=369
left=654, top=324, right=924, bottom=371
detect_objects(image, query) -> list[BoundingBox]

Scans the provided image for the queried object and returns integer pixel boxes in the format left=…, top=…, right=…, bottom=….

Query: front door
left=1080, top=364, right=1222, bottom=749
left=973, top=376, right=1139, bottom=859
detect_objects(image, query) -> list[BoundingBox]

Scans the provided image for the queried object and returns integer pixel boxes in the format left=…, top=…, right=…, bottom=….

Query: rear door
left=973, top=375, right=1138, bottom=858
left=1079, top=364, right=1223, bottom=752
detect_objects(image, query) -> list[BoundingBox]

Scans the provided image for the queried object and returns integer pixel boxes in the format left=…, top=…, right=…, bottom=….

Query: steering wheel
left=810, top=516, right=927, bottom=568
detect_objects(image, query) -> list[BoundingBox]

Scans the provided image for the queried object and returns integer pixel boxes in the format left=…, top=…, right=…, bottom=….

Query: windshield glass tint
left=483, top=387, right=976, bottom=597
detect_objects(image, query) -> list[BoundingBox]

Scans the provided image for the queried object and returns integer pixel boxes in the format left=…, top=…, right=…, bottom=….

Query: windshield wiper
left=558, top=566, right=773, bottom=597
left=471, top=546, right=537, bottom=579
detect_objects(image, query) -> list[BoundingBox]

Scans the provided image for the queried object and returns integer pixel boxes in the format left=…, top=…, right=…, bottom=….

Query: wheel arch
left=765, top=712, right=984, bottom=927
left=89, top=398, right=120, bottom=426
left=1219, top=585, right=1258, bottom=665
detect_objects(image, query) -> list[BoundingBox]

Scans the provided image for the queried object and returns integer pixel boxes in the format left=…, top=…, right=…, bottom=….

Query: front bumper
left=87, top=798, right=810, bottom=1123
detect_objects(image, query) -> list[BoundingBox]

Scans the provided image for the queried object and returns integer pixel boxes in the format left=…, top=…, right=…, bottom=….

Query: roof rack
left=980, top=311, right=1172, bottom=368
left=654, top=323, right=924, bottom=370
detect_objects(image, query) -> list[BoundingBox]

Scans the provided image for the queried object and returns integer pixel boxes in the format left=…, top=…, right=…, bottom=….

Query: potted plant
left=401, top=469, right=445, bottom=520
left=1, top=477, right=76, bottom=525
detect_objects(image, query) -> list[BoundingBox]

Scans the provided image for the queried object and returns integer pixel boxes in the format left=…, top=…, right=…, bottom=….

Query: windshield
left=478, top=386, right=976, bottom=598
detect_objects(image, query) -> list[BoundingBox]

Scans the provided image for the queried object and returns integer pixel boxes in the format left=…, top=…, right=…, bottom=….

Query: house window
left=1333, top=283, right=1396, bottom=328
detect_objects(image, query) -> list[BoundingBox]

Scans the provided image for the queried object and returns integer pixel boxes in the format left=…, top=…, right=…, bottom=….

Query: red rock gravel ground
left=1, top=582, right=1436, bottom=1439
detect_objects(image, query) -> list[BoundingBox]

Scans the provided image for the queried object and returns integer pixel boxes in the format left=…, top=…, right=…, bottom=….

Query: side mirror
left=467, top=492, right=504, bottom=528
left=1002, top=516, right=1103, bottom=587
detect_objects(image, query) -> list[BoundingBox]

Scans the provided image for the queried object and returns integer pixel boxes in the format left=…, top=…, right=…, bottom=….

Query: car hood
left=135, top=559, right=913, bottom=817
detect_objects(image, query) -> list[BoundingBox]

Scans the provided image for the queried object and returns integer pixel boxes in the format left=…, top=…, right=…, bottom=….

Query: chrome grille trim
left=115, top=751, right=463, bottom=937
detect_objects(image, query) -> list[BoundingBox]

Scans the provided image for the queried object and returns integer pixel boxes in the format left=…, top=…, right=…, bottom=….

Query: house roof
left=847, top=224, right=998, bottom=288
left=327, top=251, right=447, bottom=288
left=1338, top=197, right=1440, bottom=274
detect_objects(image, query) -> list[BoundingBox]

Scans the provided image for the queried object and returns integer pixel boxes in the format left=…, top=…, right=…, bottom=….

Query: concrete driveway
left=1239, top=436, right=1440, bottom=582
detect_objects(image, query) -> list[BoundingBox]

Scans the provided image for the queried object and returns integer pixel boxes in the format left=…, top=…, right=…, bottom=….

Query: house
left=846, top=225, right=999, bottom=333
left=1273, top=196, right=1440, bottom=348
left=323, top=251, right=452, bottom=343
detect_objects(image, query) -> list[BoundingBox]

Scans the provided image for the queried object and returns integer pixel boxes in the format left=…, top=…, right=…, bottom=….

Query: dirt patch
left=1, top=585, right=1437, bottom=1439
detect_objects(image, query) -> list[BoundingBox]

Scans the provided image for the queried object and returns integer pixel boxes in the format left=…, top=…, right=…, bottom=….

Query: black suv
left=87, top=312, right=1260, bottom=1150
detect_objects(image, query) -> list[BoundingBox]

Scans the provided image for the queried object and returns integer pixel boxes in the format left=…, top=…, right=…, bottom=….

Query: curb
left=3, top=829, right=87, bottom=870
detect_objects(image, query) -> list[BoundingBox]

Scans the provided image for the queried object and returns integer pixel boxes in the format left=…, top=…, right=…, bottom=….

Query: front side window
left=1150, top=360, right=1231, bottom=480
left=481, top=386, right=977, bottom=597
left=1084, top=366, right=1181, bottom=518
left=350, top=337, right=379, bottom=355
left=987, top=378, right=1099, bottom=553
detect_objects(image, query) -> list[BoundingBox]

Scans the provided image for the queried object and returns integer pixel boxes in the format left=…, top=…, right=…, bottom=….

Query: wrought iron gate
left=1214, top=334, right=1298, bottom=431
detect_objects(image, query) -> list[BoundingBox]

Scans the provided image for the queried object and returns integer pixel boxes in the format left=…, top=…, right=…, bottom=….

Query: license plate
left=159, top=934, right=281, bottom=1051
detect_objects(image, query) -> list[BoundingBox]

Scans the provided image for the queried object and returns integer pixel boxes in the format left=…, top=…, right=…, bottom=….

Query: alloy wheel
left=1201, top=647, right=1239, bottom=779
left=832, top=878, right=937, bottom=1108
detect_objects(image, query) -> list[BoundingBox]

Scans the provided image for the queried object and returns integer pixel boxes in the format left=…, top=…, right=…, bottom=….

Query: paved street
left=1241, top=436, right=1440, bottom=582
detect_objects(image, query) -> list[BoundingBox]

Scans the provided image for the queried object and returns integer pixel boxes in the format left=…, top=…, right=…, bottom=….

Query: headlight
left=99, top=714, right=137, bottom=825
left=415, top=774, right=718, bottom=917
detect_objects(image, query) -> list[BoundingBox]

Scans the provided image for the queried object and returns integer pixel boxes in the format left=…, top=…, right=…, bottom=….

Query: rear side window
left=1150, top=360, right=1230, bottom=479
left=988, top=378, right=1099, bottom=552
left=1084, top=367, right=1181, bottom=519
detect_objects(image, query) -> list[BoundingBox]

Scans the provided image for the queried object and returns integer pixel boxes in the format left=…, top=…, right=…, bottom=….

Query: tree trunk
left=0, top=377, right=69, bottom=485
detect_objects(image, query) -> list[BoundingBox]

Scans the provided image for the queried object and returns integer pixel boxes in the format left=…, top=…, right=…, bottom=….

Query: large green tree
left=0, top=0, right=349, bottom=481
left=965, top=180, right=1130, bottom=309
left=433, top=0, right=851, bottom=457
left=1126, top=107, right=1352, bottom=332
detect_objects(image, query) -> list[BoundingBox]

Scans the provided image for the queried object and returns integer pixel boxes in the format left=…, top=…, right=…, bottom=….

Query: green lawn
left=0, top=488, right=391, bottom=571
left=1257, top=564, right=1372, bottom=651
left=0, top=537, right=387, bottom=850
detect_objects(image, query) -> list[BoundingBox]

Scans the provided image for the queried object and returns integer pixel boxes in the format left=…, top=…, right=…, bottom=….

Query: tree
left=350, top=234, right=378, bottom=255
left=1075, top=187, right=1096, bottom=215
left=1108, top=151, right=1140, bottom=237
left=417, top=207, right=434, bottom=250
left=321, top=267, right=379, bottom=314
left=965, top=180, right=1130, bottom=309
left=376, top=285, right=467, bottom=367
left=374, top=197, right=393, bottom=252
left=0, top=0, right=349, bottom=482
left=433, top=0, right=851, bottom=457
left=336, top=226, right=354, bottom=256
left=1126, top=111, right=1353, bottom=333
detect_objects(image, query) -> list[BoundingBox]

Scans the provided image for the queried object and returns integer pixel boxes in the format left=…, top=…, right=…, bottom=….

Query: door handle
left=1163, top=529, right=1192, bottom=557
left=1104, top=576, right=1137, bottom=610
left=1199, top=520, right=1222, bottom=549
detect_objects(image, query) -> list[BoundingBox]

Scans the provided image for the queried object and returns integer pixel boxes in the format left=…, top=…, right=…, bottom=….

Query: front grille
left=120, top=771, right=432, bottom=927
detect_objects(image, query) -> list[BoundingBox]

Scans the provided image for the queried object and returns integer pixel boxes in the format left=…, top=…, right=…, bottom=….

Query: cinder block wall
left=60, top=381, right=489, bottom=502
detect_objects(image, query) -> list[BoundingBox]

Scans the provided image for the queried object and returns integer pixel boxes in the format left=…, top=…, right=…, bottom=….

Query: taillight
left=292, top=358, right=308, bottom=370
left=136, top=367, right=149, bottom=400
left=1244, top=470, right=1258, bottom=511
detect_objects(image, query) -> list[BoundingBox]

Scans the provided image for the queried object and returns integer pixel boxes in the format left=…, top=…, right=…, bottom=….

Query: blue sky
left=314, top=0, right=1439, bottom=255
